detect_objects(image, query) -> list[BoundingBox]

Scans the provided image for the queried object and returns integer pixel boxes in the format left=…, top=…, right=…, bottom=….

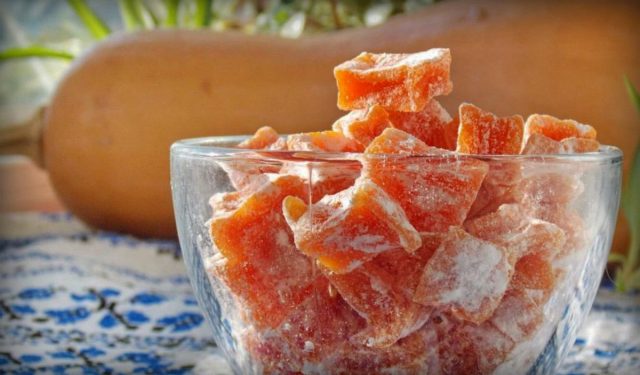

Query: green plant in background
left=609, top=76, right=640, bottom=292
left=0, top=0, right=440, bottom=62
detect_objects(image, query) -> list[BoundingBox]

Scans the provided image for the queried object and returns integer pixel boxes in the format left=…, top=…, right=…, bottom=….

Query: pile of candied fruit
left=208, top=49, right=600, bottom=374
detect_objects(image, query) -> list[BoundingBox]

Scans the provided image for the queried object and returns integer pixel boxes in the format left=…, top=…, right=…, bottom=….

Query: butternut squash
left=42, top=0, right=639, bottom=238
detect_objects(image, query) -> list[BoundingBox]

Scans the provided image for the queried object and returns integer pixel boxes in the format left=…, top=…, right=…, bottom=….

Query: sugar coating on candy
left=326, top=260, right=432, bottom=348
left=490, top=290, right=543, bottom=342
left=464, top=203, right=529, bottom=246
left=238, top=126, right=281, bottom=149
left=245, top=282, right=366, bottom=373
left=526, top=204, right=585, bottom=258
left=283, top=179, right=421, bottom=273
left=334, top=49, right=452, bottom=112
left=522, top=133, right=600, bottom=155
left=287, top=130, right=363, bottom=152
left=209, top=175, right=319, bottom=329
left=521, top=133, right=564, bottom=155
left=508, top=219, right=566, bottom=260
left=363, top=127, right=433, bottom=154
left=280, top=160, right=361, bottom=202
left=332, top=104, right=393, bottom=148
left=516, top=172, right=584, bottom=206
left=387, top=99, right=457, bottom=150
left=466, top=204, right=566, bottom=261
left=220, top=127, right=285, bottom=190
left=510, top=252, right=556, bottom=305
left=561, top=137, right=600, bottom=153
left=524, top=114, right=597, bottom=143
left=456, top=103, right=525, bottom=155
left=364, top=128, right=489, bottom=232
left=217, top=154, right=282, bottom=192
left=467, top=158, right=523, bottom=220
left=414, top=227, right=513, bottom=324
left=326, top=324, right=440, bottom=374
left=432, top=313, right=515, bottom=375
left=209, top=191, right=245, bottom=220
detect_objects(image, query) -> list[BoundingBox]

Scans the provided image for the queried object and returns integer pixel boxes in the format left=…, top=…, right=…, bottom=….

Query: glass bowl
left=170, top=135, right=622, bottom=374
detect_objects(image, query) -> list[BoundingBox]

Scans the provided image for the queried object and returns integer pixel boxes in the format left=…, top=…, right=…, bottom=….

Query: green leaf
left=618, top=76, right=640, bottom=292
left=163, top=0, right=180, bottom=27
left=624, top=76, right=640, bottom=114
left=119, top=0, right=146, bottom=30
left=608, top=252, right=628, bottom=264
left=140, top=0, right=160, bottom=26
left=195, top=0, right=213, bottom=27
left=66, top=0, right=111, bottom=40
left=628, top=268, right=640, bottom=290
left=621, top=142, right=640, bottom=278
left=0, top=46, right=75, bottom=61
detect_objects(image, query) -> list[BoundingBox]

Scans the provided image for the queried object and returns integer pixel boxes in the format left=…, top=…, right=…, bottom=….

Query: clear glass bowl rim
left=171, top=135, right=622, bottom=164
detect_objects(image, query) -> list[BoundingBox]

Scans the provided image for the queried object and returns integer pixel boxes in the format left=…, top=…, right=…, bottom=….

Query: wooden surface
left=0, top=155, right=64, bottom=213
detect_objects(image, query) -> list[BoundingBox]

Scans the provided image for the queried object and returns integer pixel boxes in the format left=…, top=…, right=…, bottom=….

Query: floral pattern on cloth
left=0, top=212, right=638, bottom=374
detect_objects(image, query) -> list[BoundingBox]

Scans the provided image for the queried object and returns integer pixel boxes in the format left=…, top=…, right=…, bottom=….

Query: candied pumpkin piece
left=509, top=219, right=566, bottom=260
left=521, top=133, right=564, bottom=155
left=464, top=203, right=529, bottom=246
left=510, top=251, right=556, bottom=305
left=245, top=281, right=366, bottom=373
left=364, top=128, right=488, bottom=232
left=414, top=227, right=514, bottom=324
left=334, top=49, right=453, bottom=112
left=283, top=179, right=421, bottom=273
left=363, top=127, right=432, bottom=154
left=238, top=126, right=280, bottom=149
left=327, top=324, right=440, bottom=374
left=524, top=114, right=597, bottom=143
left=332, top=104, right=393, bottom=148
left=209, top=175, right=318, bottom=329
left=217, top=153, right=282, bottom=192
left=522, top=133, right=600, bottom=155
left=219, top=127, right=285, bottom=190
left=489, top=289, right=543, bottom=342
left=527, top=203, right=586, bottom=258
left=465, top=204, right=565, bottom=260
left=467, top=158, right=523, bottom=219
left=561, top=137, right=600, bottom=153
left=387, top=99, right=457, bottom=150
left=287, top=130, right=363, bottom=152
left=431, top=313, right=515, bottom=375
left=331, top=233, right=443, bottom=348
left=326, top=260, right=432, bottom=348
left=516, top=172, right=584, bottom=206
left=280, top=159, right=361, bottom=202
left=456, top=103, right=524, bottom=155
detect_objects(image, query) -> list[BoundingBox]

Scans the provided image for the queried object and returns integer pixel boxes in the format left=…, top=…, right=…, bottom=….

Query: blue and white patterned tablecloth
left=0, top=213, right=638, bottom=374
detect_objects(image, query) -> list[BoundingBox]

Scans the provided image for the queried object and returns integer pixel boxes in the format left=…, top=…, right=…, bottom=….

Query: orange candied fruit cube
left=287, top=130, right=363, bottom=152
left=456, top=103, right=524, bottom=155
left=414, top=227, right=514, bottom=324
left=489, top=289, right=543, bottom=342
left=524, top=114, right=597, bottom=143
left=209, top=175, right=320, bottom=329
left=245, top=281, right=366, bottom=373
left=364, top=128, right=488, bottom=232
left=237, top=126, right=281, bottom=149
left=326, top=261, right=431, bottom=348
left=522, top=133, right=600, bottom=155
left=387, top=99, right=458, bottom=150
left=332, top=104, right=393, bottom=148
left=334, top=49, right=452, bottom=112
left=561, top=137, right=600, bottom=153
left=521, top=133, right=564, bottom=155
left=283, top=179, right=421, bottom=273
